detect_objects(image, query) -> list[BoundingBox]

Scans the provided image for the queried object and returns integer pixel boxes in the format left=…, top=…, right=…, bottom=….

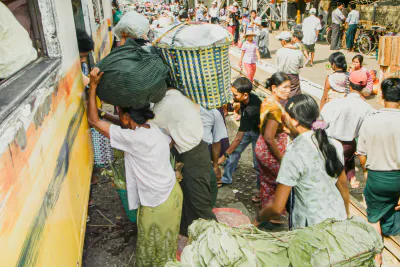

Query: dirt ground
left=82, top=64, right=370, bottom=267
left=82, top=173, right=137, bottom=267
left=82, top=112, right=368, bottom=267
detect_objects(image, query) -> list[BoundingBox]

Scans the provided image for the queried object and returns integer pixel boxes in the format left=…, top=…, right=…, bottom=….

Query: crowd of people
left=79, top=2, right=399, bottom=267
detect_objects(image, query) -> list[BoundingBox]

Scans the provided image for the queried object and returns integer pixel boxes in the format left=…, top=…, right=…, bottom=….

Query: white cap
left=275, top=31, right=292, bottom=41
left=309, top=8, right=317, bottom=14
left=212, top=1, right=217, bottom=5
left=233, top=2, right=238, bottom=6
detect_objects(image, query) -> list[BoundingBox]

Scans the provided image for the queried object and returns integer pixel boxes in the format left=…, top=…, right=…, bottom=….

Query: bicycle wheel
left=357, top=34, right=372, bottom=55
left=326, top=27, right=332, bottom=45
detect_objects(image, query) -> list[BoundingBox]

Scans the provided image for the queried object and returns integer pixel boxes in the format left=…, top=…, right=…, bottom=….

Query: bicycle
left=325, top=24, right=374, bottom=55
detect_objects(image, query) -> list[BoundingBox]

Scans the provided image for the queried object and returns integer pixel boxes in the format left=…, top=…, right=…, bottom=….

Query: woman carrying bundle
left=87, top=68, right=182, bottom=267
left=259, top=95, right=350, bottom=229
left=320, top=52, right=349, bottom=110
left=254, top=72, right=291, bottom=220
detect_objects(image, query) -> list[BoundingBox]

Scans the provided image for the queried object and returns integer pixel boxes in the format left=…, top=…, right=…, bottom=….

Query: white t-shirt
left=251, top=16, right=262, bottom=34
left=277, top=131, right=347, bottom=229
left=276, top=47, right=304, bottom=75
left=302, top=15, right=322, bottom=45
left=209, top=7, right=219, bottom=18
left=321, top=93, right=376, bottom=141
left=109, top=123, right=176, bottom=210
left=151, top=89, right=204, bottom=153
left=200, top=107, right=228, bottom=145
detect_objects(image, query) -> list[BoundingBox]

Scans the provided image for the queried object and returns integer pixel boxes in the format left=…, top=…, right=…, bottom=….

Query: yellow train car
left=0, top=0, right=113, bottom=266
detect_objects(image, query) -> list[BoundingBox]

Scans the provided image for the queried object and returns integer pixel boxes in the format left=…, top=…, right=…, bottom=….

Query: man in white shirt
left=345, top=4, right=359, bottom=52
left=249, top=10, right=262, bottom=33
left=301, top=8, right=321, bottom=67
left=321, top=70, right=375, bottom=188
left=200, top=107, right=228, bottom=207
left=330, top=2, right=345, bottom=50
left=356, top=78, right=400, bottom=239
left=151, top=88, right=217, bottom=235
left=246, top=10, right=261, bottom=43
left=208, top=1, right=219, bottom=24
left=275, top=31, right=304, bottom=97
left=195, top=4, right=205, bottom=21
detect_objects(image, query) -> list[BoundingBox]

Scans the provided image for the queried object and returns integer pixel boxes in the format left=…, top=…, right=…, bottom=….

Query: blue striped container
left=156, top=41, right=233, bottom=109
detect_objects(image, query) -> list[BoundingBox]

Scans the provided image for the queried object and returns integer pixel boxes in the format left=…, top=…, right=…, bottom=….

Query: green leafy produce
left=101, top=157, right=126, bottom=190
left=164, top=217, right=383, bottom=267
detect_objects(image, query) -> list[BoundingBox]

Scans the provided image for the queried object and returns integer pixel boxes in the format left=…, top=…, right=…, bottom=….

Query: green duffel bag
left=96, top=39, right=169, bottom=108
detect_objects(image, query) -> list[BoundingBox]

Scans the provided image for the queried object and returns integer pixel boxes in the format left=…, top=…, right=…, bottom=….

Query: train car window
left=0, top=0, right=61, bottom=123
left=1, top=0, right=47, bottom=82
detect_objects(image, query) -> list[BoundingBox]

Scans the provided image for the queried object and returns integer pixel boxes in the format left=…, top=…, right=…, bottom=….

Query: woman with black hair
left=87, top=68, right=183, bottom=267
left=254, top=72, right=290, bottom=214
left=350, top=54, right=373, bottom=97
left=259, top=94, right=350, bottom=229
left=320, top=52, right=349, bottom=110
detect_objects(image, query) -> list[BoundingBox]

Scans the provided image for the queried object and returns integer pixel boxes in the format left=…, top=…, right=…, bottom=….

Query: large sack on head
left=96, top=39, right=169, bottom=108
left=114, top=11, right=150, bottom=39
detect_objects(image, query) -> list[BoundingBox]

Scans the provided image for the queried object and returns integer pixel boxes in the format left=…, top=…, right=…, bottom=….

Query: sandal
left=217, top=180, right=231, bottom=188
left=252, top=195, right=261, bottom=203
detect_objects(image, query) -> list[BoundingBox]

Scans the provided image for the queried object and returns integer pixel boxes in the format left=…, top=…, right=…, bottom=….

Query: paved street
left=229, top=30, right=382, bottom=109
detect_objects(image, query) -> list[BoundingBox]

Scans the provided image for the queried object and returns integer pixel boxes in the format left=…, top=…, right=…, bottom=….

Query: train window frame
left=27, top=0, right=48, bottom=57
left=0, top=0, right=61, bottom=123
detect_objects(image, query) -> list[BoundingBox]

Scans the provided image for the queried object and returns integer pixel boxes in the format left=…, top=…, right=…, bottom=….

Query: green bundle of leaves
left=101, top=158, right=126, bottom=190
left=165, top=217, right=383, bottom=267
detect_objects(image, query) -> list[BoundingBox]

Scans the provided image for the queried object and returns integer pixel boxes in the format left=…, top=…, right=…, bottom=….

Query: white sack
left=0, top=2, right=37, bottom=79
left=114, top=11, right=150, bottom=39
left=154, top=23, right=231, bottom=47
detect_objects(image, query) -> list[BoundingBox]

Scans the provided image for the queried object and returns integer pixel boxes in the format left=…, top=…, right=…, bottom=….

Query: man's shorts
left=304, top=43, right=315, bottom=53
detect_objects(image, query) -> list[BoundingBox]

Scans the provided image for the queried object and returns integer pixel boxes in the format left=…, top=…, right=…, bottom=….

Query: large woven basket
left=154, top=24, right=233, bottom=109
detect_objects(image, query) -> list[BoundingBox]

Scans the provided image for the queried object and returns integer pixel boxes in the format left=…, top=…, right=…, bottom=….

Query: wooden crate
left=378, top=36, right=400, bottom=67
left=376, top=37, right=400, bottom=104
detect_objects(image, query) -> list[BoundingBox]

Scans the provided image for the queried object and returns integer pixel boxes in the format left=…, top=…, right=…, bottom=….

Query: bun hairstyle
left=329, top=52, right=347, bottom=72
left=121, top=105, right=155, bottom=124
left=284, top=95, right=343, bottom=178
left=265, top=72, right=290, bottom=90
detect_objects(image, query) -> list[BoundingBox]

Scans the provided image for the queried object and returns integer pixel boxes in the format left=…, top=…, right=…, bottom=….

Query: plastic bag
left=96, top=39, right=169, bottom=108
left=114, top=11, right=150, bottom=39
left=0, top=2, right=37, bottom=79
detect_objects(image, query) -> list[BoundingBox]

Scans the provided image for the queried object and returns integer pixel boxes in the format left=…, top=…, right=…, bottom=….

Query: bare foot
left=374, top=253, right=382, bottom=266
left=350, top=177, right=360, bottom=189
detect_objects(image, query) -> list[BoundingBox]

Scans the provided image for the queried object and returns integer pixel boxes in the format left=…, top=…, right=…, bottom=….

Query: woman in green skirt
left=87, top=68, right=183, bottom=267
